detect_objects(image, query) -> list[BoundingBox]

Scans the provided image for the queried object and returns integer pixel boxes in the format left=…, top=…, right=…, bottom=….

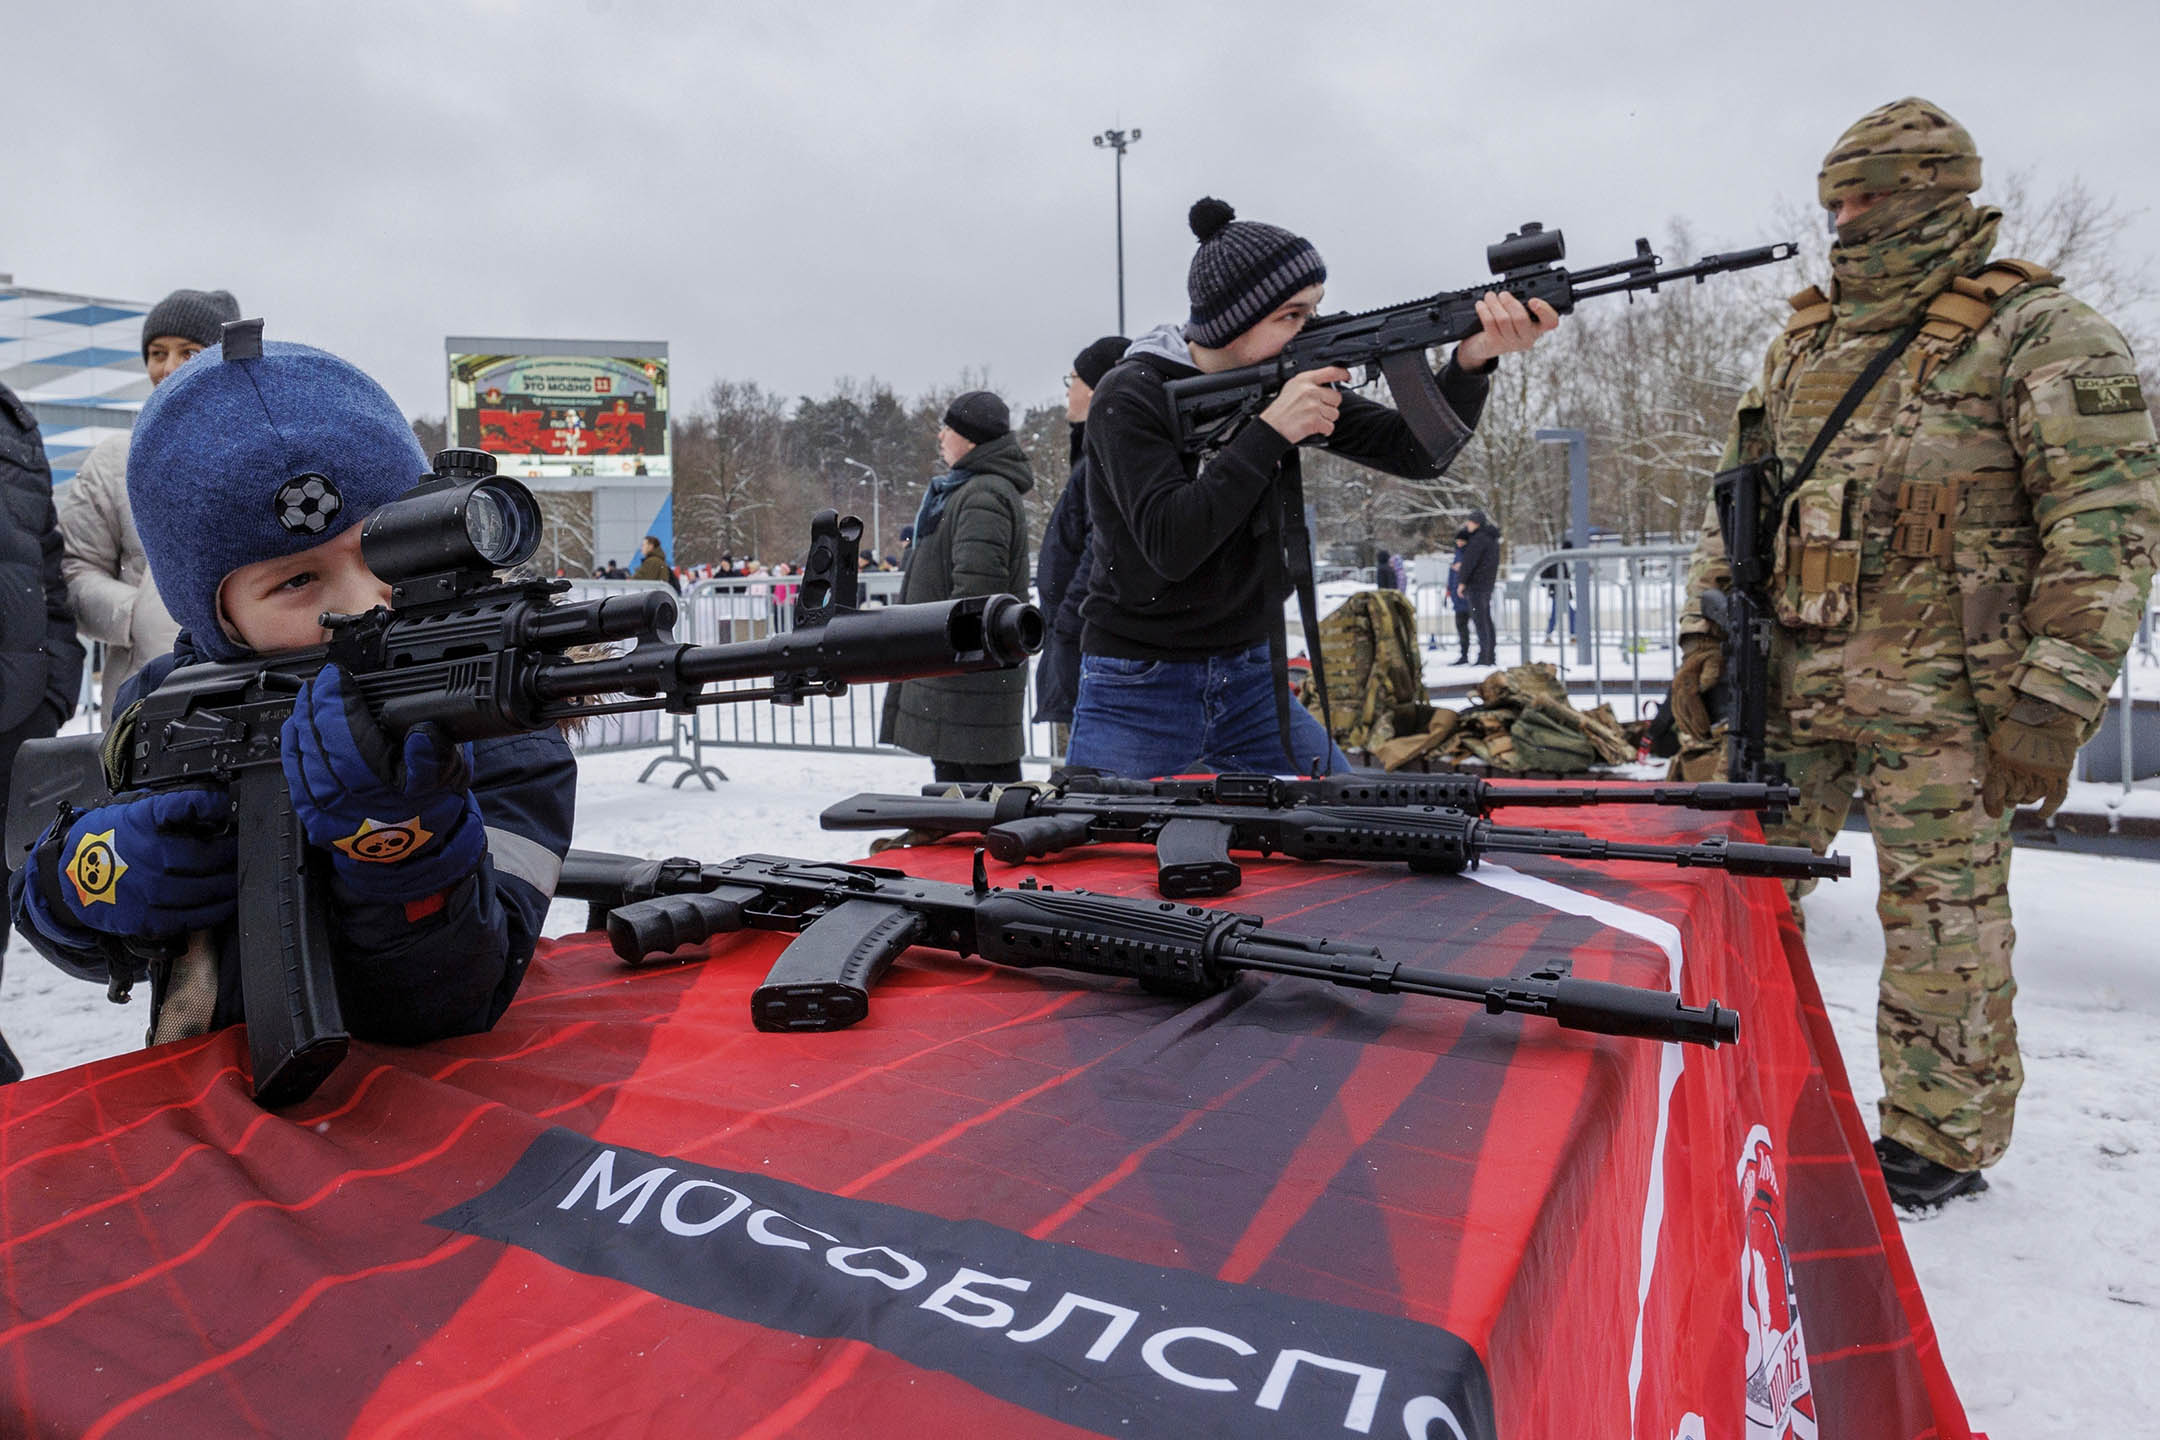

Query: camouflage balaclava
left=1820, top=97, right=2000, bottom=331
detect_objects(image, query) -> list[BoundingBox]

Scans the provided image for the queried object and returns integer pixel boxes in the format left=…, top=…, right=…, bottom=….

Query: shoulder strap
left=1918, top=259, right=2058, bottom=349
left=1776, top=317, right=1927, bottom=503
left=1782, top=284, right=1832, bottom=341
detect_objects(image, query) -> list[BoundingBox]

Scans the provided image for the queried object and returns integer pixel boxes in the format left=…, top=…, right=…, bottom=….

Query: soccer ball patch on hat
left=275, top=473, right=343, bottom=535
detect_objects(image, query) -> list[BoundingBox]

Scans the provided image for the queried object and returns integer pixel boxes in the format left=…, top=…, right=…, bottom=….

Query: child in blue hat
left=9, top=330, right=577, bottom=1056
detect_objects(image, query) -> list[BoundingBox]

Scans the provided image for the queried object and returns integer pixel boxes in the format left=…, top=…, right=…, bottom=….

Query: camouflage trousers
left=1766, top=719, right=2022, bottom=1171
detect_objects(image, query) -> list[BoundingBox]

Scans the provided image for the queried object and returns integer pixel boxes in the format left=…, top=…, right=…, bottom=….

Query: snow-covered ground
left=4, top=741, right=2155, bottom=1433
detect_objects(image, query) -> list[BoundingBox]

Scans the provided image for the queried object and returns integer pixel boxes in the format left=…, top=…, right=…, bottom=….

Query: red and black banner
left=0, top=803, right=1973, bottom=1438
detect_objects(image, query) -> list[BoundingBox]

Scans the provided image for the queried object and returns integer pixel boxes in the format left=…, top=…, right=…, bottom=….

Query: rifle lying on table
left=555, top=849, right=1740, bottom=1048
left=5, top=449, right=1041, bottom=1109
left=820, top=789, right=1850, bottom=900
left=941, top=770, right=1803, bottom=818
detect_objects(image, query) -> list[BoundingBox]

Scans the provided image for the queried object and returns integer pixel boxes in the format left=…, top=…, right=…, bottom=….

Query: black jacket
left=1459, top=523, right=1502, bottom=593
left=880, top=432, right=1036, bottom=763
left=1031, top=423, right=1092, bottom=723
left=1080, top=342, right=1489, bottom=661
left=0, top=384, right=83, bottom=734
left=9, top=634, right=577, bottom=1045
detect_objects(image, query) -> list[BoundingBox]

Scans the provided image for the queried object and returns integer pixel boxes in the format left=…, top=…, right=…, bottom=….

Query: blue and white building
left=0, top=276, right=151, bottom=489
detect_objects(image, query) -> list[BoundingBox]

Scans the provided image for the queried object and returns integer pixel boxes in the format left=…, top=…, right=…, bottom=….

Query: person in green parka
left=881, top=391, right=1035, bottom=781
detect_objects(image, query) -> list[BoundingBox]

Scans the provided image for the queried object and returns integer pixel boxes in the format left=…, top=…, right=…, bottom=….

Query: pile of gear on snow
left=1298, top=590, right=1637, bottom=774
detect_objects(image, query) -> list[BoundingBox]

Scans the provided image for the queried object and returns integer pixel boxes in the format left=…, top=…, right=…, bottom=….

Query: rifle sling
left=1266, top=451, right=1334, bottom=776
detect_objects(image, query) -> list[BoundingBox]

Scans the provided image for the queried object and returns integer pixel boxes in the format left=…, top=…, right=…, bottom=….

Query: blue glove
left=26, top=789, right=239, bottom=939
left=282, top=664, right=485, bottom=904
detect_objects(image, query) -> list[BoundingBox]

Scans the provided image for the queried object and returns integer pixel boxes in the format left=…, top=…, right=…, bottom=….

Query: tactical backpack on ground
left=1297, top=589, right=1424, bottom=752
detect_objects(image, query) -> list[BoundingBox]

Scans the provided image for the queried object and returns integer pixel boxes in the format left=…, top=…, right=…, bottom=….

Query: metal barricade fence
left=1505, top=544, right=1695, bottom=718
left=563, top=570, right=1074, bottom=783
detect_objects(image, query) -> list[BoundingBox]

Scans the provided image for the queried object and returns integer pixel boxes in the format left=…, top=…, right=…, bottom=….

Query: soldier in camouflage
left=1670, top=98, right=2160, bottom=1207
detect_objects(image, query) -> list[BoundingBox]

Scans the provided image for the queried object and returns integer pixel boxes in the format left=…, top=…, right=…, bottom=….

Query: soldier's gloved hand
left=1981, top=697, right=2082, bottom=819
left=1669, top=635, right=1724, bottom=740
left=282, top=664, right=485, bottom=903
left=25, top=789, right=238, bottom=939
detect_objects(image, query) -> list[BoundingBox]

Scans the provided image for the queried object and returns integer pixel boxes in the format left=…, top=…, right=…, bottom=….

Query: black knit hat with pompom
left=1182, top=197, right=1326, bottom=348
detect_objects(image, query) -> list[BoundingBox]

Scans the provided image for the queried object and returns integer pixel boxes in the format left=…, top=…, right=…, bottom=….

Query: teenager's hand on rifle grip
left=1455, top=292, right=1560, bottom=370
left=282, top=664, right=486, bottom=903
left=1259, top=366, right=1350, bottom=444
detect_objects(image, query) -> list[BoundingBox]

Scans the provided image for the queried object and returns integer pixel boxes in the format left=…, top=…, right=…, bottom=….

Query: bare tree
left=409, top=415, right=448, bottom=458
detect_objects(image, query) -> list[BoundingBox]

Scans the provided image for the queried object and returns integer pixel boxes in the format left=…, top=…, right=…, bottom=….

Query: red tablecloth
left=0, top=805, right=1972, bottom=1439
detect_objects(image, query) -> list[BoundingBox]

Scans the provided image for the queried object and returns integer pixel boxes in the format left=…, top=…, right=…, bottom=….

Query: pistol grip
left=607, top=886, right=757, bottom=963
left=751, top=899, right=928, bottom=1033
left=1155, top=817, right=1241, bottom=898
left=985, top=814, right=1093, bottom=863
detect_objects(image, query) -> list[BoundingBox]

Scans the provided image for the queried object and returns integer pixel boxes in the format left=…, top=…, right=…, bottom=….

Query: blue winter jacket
left=8, top=633, right=577, bottom=1045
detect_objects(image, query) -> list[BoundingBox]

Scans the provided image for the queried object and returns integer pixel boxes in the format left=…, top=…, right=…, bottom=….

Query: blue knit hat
left=129, top=330, right=429, bottom=659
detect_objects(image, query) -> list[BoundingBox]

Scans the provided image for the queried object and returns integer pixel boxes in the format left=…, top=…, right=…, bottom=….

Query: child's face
left=216, top=524, right=391, bottom=653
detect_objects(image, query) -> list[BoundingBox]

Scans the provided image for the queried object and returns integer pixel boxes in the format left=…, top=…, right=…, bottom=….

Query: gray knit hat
left=1182, top=198, right=1326, bottom=348
left=141, top=288, right=241, bottom=358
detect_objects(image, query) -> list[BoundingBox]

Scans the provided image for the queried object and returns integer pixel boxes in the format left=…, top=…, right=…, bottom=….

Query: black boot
left=1873, top=1136, right=1988, bottom=1209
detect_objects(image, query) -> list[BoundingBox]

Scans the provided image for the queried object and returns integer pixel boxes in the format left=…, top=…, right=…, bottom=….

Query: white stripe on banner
left=1460, top=863, right=1684, bottom=1440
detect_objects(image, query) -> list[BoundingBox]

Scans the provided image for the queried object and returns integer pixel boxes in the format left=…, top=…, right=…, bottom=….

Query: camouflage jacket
left=1682, top=267, right=2160, bottom=734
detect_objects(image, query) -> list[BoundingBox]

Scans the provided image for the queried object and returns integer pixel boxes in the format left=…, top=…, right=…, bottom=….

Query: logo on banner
left=1738, top=1126, right=1816, bottom=1438
left=433, top=1129, right=1500, bottom=1440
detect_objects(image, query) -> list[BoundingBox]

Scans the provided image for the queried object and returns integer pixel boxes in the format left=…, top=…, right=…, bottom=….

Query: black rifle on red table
left=820, top=789, right=1849, bottom=900
left=554, top=849, right=1741, bottom=1048
left=936, top=770, right=1802, bottom=819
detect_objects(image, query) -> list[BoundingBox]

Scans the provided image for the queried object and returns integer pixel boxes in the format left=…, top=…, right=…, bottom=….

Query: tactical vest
left=1765, top=259, right=2056, bottom=631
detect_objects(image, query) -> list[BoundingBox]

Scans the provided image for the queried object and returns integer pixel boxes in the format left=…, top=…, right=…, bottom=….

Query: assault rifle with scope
left=1158, top=221, right=1794, bottom=777
left=820, top=788, right=1850, bottom=900
left=1166, top=223, right=1797, bottom=458
left=554, top=848, right=1741, bottom=1049
left=4, top=449, right=1041, bottom=1108
left=935, top=770, right=1803, bottom=819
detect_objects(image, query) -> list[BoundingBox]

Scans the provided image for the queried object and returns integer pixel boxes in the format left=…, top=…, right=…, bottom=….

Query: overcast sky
left=5, top=1, right=2155, bottom=421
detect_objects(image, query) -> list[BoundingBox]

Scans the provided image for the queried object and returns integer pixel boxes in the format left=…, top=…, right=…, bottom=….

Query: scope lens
left=461, top=482, right=538, bottom=566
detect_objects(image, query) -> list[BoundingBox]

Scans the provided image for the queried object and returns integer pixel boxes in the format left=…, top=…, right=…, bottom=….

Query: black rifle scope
left=1486, top=222, right=1567, bottom=276
left=360, top=447, right=545, bottom=585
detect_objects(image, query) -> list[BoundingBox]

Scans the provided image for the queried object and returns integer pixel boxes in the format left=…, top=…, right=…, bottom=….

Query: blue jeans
left=1065, top=643, right=1351, bottom=778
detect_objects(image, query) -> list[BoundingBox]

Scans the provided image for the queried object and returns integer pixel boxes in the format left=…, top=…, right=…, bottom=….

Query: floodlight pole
left=1092, top=127, right=1142, bottom=333
left=841, top=457, right=881, bottom=559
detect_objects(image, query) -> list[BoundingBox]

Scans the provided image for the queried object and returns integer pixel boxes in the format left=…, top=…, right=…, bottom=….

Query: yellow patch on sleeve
left=331, top=816, right=434, bottom=863
left=65, top=829, right=128, bottom=907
